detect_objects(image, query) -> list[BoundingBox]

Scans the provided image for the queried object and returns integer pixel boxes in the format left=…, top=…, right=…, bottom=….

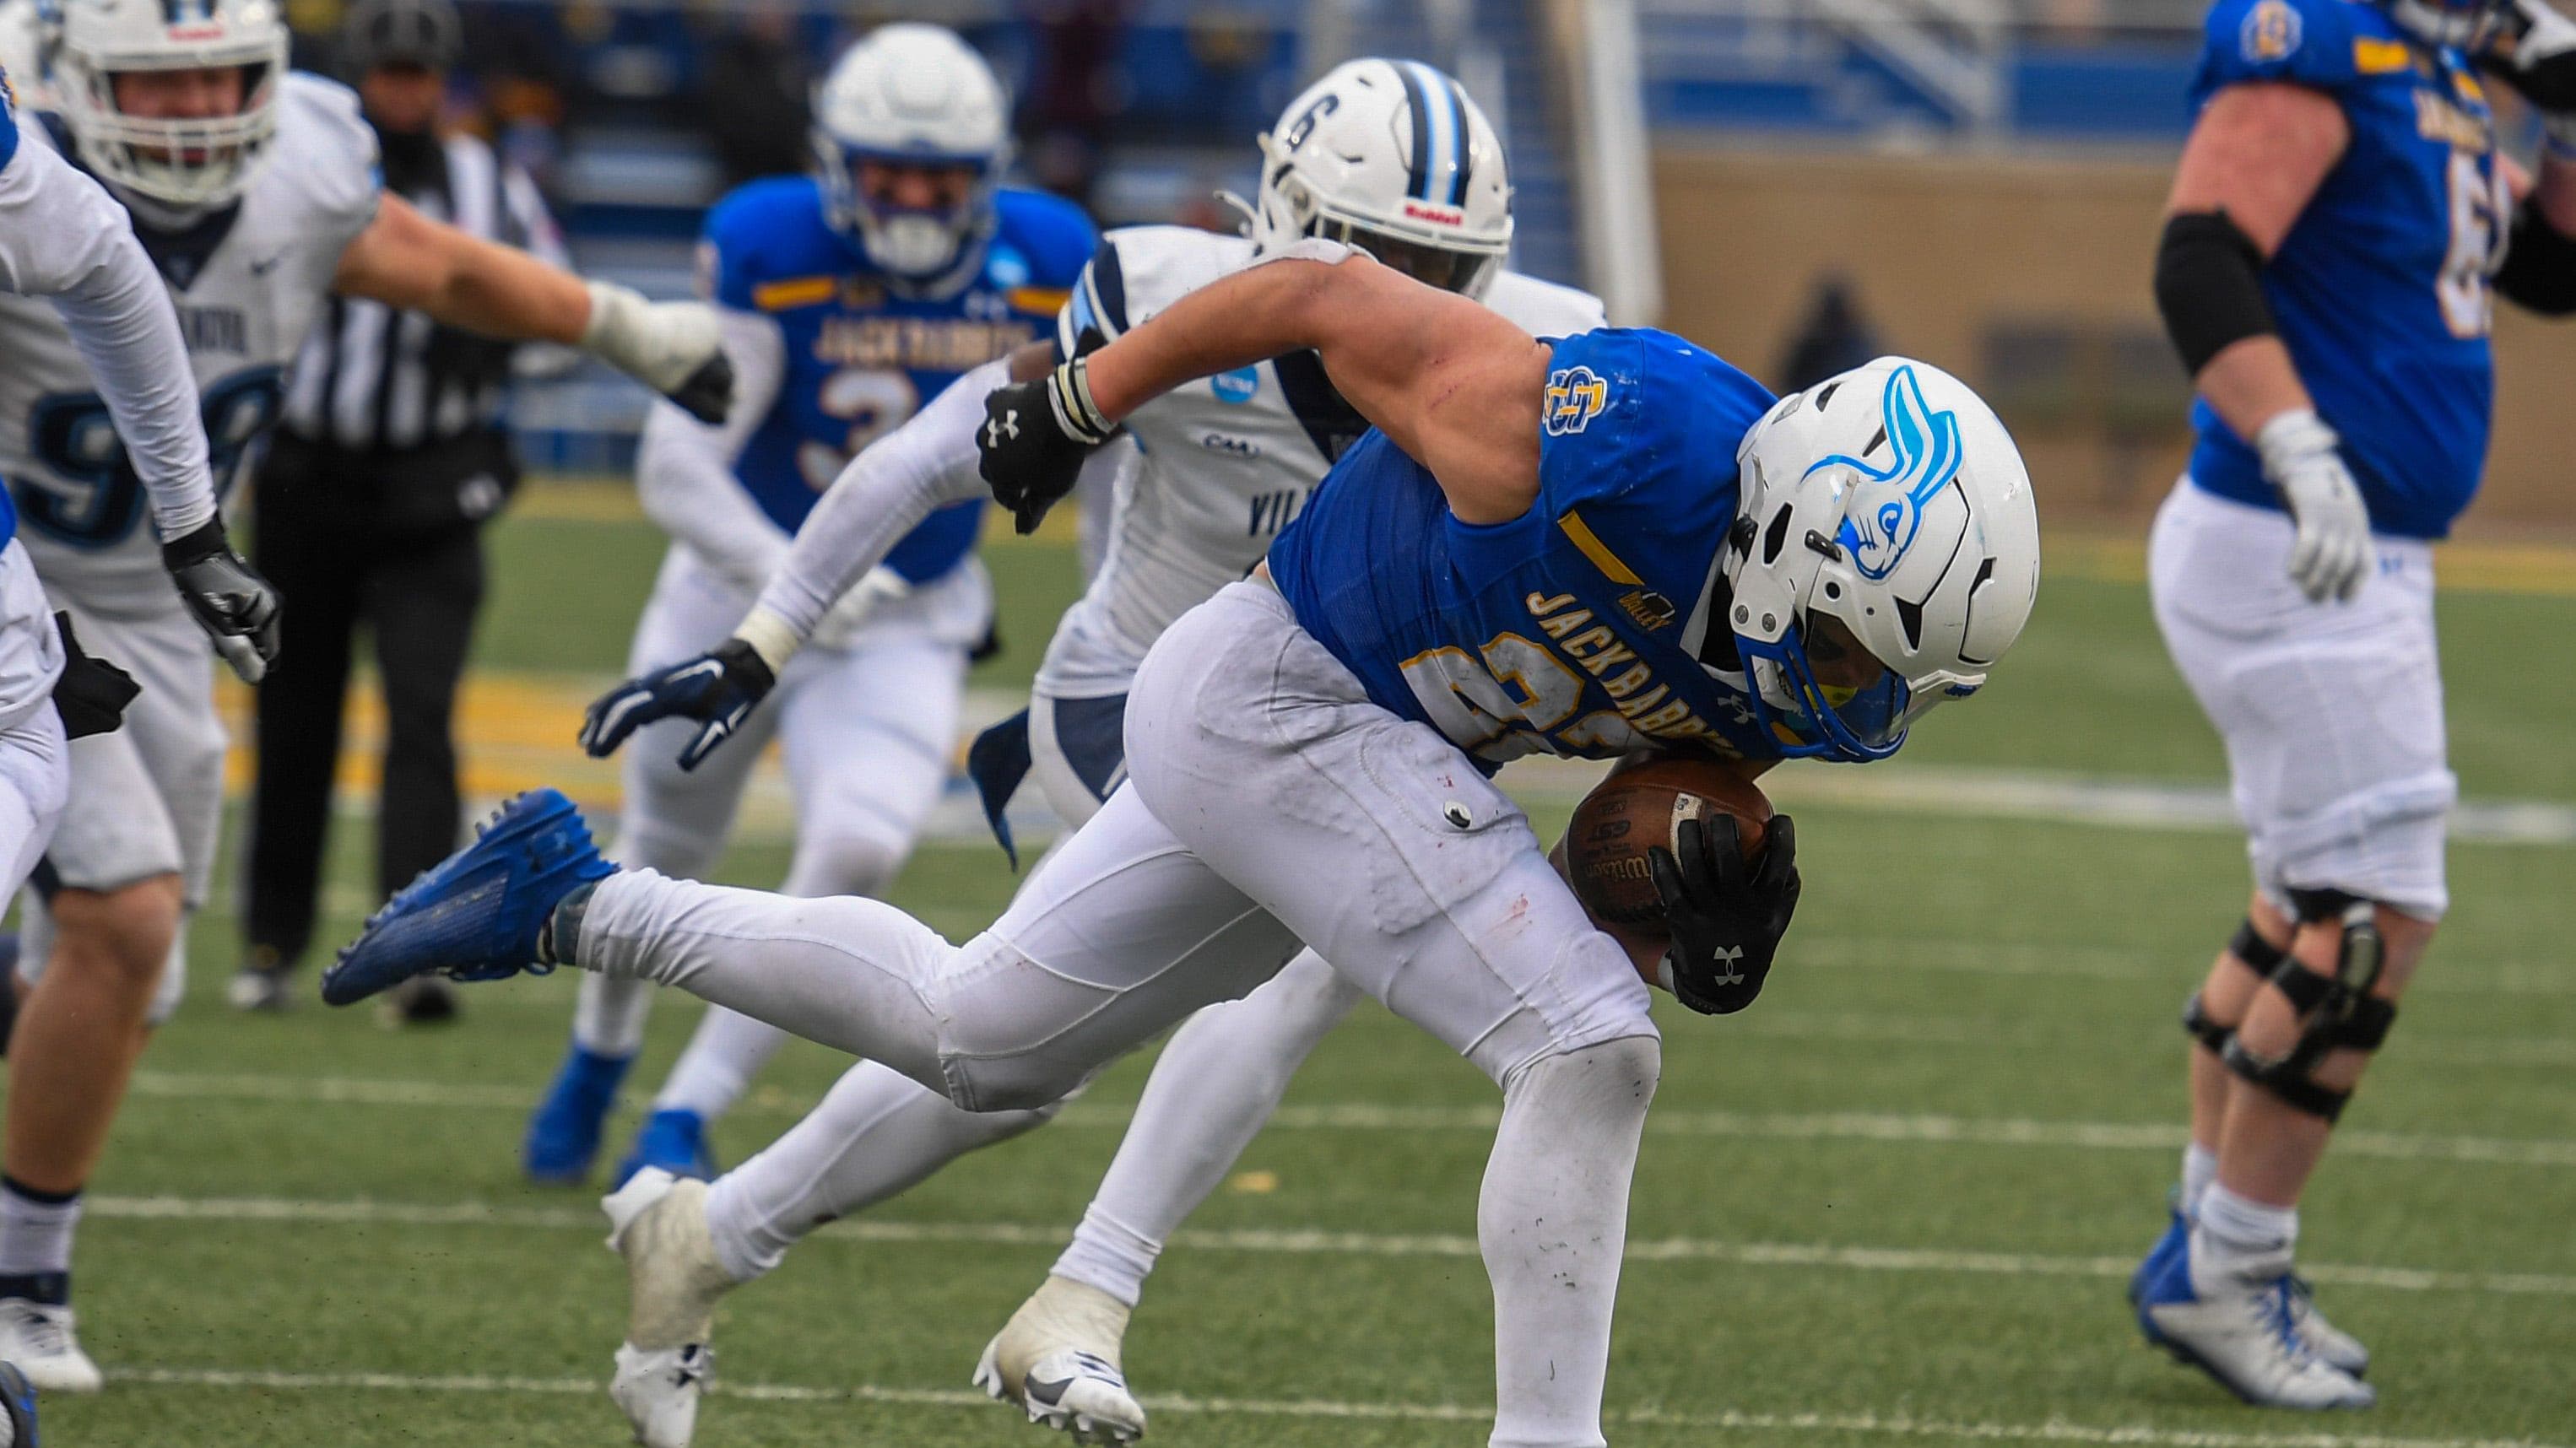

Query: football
left=1562, top=756, right=1772, bottom=931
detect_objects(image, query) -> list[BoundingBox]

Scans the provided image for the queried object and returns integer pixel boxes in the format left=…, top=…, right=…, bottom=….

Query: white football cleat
left=973, top=1276, right=1146, bottom=1445
left=0, top=1296, right=102, bottom=1394
left=2137, top=1251, right=2374, bottom=1409
left=603, top=1168, right=738, bottom=1448
left=2286, top=1277, right=2370, bottom=1378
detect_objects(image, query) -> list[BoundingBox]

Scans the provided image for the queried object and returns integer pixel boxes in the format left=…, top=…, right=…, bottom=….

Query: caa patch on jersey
left=1545, top=365, right=1609, bottom=435
left=2242, top=0, right=2303, bottom=62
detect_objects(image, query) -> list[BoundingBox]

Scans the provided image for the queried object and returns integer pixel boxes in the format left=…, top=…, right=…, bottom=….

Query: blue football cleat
left=524, top=1044, right=636, bottom=1186
left=614, top=1109, right=720, bottom=1190
left=322, top=789, right=614, bottom=1008
left=2135, top=1235, right=2373, bottom=1408
left=2129, top=1197, right=2189, bottom=1310
left=0, top=1359, right=35, bottom=1445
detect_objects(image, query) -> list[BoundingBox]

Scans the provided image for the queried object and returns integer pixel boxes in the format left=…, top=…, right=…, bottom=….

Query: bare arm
left=1082, top=246, right=1555, bottom=523
left=2166, top=84, right=2349, bottom=440
left=331, top=192, right=591, bottom=343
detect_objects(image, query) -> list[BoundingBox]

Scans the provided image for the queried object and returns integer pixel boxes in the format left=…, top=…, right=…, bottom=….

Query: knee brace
left=2181, top=916, right=2286, bottom=1053
left=2217, top=893, right=2398, bottom=1124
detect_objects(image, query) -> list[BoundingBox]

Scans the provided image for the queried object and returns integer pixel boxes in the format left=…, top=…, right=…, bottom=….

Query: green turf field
left=32, top=494, right=2576, bottom=1446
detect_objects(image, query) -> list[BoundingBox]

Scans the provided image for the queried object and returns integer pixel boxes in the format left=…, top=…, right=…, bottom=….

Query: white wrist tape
left=732, top=605, right=804, bottom=676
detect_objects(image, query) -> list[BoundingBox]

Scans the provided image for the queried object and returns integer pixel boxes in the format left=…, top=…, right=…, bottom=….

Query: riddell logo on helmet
left=166, top=23, right=229, bottom=40
left=1402, top=202, right=1464, bottom=225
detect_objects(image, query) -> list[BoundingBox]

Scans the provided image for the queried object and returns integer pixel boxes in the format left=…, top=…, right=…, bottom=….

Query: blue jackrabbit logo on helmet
left=1807, top=365, right=1964, bottom=582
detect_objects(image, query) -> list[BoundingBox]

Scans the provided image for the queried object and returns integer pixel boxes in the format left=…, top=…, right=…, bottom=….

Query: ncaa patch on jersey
left=1545, top=366, right=1609, bottom=435
left=2242, top=0, right=2302, bottom=63
left=1212, top=366, right=1259, bottom=403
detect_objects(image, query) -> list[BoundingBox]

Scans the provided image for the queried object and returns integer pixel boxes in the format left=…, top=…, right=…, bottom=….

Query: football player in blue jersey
left=520, top=23, right=1096, bottom=1190
left=2129, top=0, right=2576, bottom=1411
left=322, top=239, right=2040, bottom=1446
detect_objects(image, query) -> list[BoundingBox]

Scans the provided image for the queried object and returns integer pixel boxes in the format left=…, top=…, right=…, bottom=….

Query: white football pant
left=573, top=581, right=1659, bottom=1447
left=2150, top=481, right=2454, bottom=919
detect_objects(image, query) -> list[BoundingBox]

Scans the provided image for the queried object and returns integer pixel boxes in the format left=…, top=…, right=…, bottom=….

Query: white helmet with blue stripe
left=1694, top=357, right=2040, bottom=764
left=811, top=22, right=1010, bottom=287
left=47, top=0, right=291, bottom=211
left=1245, top=57, right=1512, bottom=298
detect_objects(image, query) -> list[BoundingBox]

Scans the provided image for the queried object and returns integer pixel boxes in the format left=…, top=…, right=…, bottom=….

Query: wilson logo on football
left=1544, top=366, right=1610, bottom=436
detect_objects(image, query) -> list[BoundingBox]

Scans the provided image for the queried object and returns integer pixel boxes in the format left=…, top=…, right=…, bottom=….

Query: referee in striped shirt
left=233, top=0, right=567, bottom=1018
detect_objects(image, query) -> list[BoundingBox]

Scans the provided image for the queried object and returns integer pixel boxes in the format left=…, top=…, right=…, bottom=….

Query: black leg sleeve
left=364, top=523, right=486, bottom=899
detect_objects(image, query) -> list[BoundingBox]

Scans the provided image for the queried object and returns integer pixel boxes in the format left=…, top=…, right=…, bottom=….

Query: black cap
left=340, top=0, right=464, bottom=76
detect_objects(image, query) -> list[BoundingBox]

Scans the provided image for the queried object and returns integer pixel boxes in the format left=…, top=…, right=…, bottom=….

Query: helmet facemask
left=59, top=53, right=283, bottom=211
left=815, top=139, right=999, bottom=282
left=2385, top=0, right=2513, bottom=47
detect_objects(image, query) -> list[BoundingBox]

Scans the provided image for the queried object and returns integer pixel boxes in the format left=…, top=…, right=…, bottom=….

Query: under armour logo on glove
left=979, top=362, right=1112, bottom=536
left=1651, top=814, right=1802, bottom=1015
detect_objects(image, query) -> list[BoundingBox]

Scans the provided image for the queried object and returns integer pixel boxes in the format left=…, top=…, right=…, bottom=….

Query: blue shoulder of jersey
left=701, top=176, right=838, bottom=311
left=988, top=187, right=1098, bottom=291
left=1537, top=329, right=1775, bottom=516
left=2193, top=0, right=2395, bottom=106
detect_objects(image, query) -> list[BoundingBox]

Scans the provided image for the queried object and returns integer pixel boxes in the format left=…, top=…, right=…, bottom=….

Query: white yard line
left=85, top=1194, right=2576, bottom=1298
left=109, top=1364, right=2576, bottom=1448
left=124, top=1070, right=2576, bottom=1167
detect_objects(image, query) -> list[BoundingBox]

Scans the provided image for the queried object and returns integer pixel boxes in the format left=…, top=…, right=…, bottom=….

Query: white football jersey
left=1035, top=225, right=1607, bottom=697
left=0, top=73, right=380, bottom=614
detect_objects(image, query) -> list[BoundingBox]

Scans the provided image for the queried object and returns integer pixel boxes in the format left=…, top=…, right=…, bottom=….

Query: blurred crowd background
left=260, top=0, right=2576, bottom=536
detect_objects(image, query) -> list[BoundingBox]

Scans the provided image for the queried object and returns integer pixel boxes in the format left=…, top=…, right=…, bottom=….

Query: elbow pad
left=2154, top=211, right=2277, bottom=377
left=2495, top=208, right=2576, bottom=315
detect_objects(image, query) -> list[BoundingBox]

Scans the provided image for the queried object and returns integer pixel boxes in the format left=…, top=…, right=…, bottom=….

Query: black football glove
left=162, top=518, right=281, bottom=683
left=979, top=355, right=1114, bottom=535
left=578, top=636, right=777, bottom=771
left=50, top=612, right=138, bottom=740
left=1648, top=813, right=1801, bottom=1016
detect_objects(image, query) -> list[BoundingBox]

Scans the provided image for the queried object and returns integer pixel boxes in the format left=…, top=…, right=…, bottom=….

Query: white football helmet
left=1691, top=357, right=2040, bottom=763
left=48, top=0, right=290, bottom=211
left=812, top=23, right=1010, bottom=288
left=1240, top=57, right=1512, bottom=297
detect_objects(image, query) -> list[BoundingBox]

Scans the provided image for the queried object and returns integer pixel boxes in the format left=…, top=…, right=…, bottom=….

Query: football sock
left=2192, top=1182, right=2297, bottom=1284
left=652, top=1006, right=789, bottom=1121
left=2181, top=1142, right=2219, bottom=1220
left=1054, top=950, right=1361, bottom=1305
left=0, top=1177, right=82, bottom=1289
left=1483, top=1035, right=1659, bottom=1448
left=571, top=970, right=650, bottom=1059
left=703, top=1059, right=1052, bottom=1282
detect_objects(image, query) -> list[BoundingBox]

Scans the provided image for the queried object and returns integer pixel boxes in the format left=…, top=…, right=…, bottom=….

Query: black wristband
left=2154, top=210, right=2277, bottom=377
left=2495, top=206, right=2576, bottom=315
left=160, top=516, right=230, bottom=570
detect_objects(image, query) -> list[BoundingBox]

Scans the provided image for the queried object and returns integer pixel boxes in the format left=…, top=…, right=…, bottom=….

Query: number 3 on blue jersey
left=15, top=367, right=284, bottom=548
left=797, top=367, right=920, bottom=489
left=2438, top=151, right=2510, bottom=338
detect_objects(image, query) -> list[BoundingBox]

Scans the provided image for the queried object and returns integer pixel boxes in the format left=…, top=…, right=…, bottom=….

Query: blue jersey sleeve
left=1535, top=330, right=1772, bottom=516
left=1055, top=236, right=1129, bottom=357
left=2194, top=0, right=2368, bottom=104
left=0, top=69, right=19, bottom=174
left=994, top=188, right=1099, bottom=289
left=701, top=178, right=817, bottom=311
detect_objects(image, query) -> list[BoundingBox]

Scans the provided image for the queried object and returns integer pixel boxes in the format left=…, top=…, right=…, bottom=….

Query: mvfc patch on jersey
left=1544, top=366, right=1608, bottom=435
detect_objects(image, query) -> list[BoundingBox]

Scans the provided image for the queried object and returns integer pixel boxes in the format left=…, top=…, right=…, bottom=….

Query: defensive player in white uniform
left=0, top=66, right=240, bottom=904
left=557, top=62, right=1606, bottom=1448
left=523, top=25, right=1098, bottom=1190
left=0, top=0, right=733, bottom=1391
